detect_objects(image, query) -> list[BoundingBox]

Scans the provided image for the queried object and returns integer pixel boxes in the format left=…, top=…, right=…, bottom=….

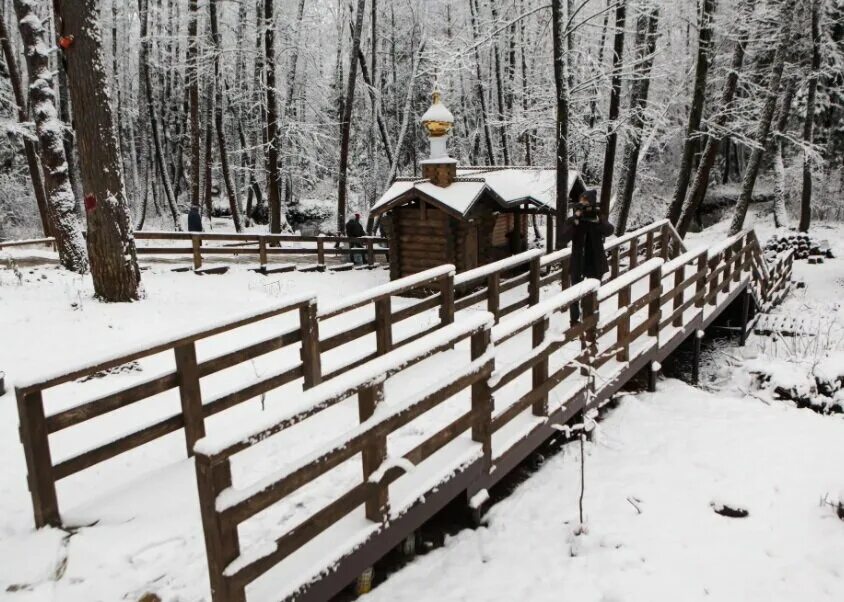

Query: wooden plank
left=300, top=303, right=322, bottom=388
left=471, top=329, right=493, bottom=466
left=359, top=383, right=388, bottom=521
left=617, top=285, right=631, bottom=361
left=488, top=273, right=501, bottom=321
left=532, top=317, right=549, bottom=416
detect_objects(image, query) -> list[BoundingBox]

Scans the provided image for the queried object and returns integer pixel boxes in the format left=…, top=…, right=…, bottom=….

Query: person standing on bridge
left=561, top=189, right=614, bottom=323
left=345, top=212, right=367, bottom=265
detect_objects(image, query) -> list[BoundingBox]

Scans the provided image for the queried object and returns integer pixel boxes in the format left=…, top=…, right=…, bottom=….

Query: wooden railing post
left=580, top=290, right=598, bottom=377
left=528, top=256, right=541, bottom=306
left=359, top=383, right=388, bottom=522
left=629, top=237, right=639, bottom=268
left=610, top=247, right=620, bottom=279
left=258, top=236, right=267, bottom=268
left=723, top=246, right=733, bottom=288
left=660, top=223, right=670, bottom=260
left=192, top=235, right=202, bottom=270
left=545, top=214, right=554, bottom=255
left=695, top=254, right=707, bottom=308
left=195, top=456, right=244, bottom=602
left=374, top=297, right=393, bottom=355
left=708, top=256, right=719, bottom=306
left=299, top=302, right=322, bottom=389
left=734, top=239, right=744, bottom=283
left=470, top=329, right=492, bottom=467
left=617, top=285, right=631, bottom=361
left=648, top=268, right=661, bottom=337
left=560, top=259, right=570, bottom=292
left=366, top=239, right=375, bottom=266
left=487, top=273, right=500, bottom=321
left=532, top=317, right=549, bottom=416
left=16, top=389, right=60, bottom=528
left=173, top=342, right=206, bottom=456
left=672, top=267, right=684, bottom=327
left=645, top=231, right=655, bottom=260
left=439, top=272, right=455, bottom=326
left=317, top=238, right=325, bottom=266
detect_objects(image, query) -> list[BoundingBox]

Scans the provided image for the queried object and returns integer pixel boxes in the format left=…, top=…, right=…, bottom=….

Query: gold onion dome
left=421, top=91, right=454, bottom=137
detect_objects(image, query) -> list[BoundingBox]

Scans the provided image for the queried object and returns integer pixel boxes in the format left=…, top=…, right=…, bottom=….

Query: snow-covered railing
left=15, top=294, right=318, bottom=528
left=193, top=313, right=495, bottom=602
left=658, top=248, right=709, bottom=331
left=0, top=236, right=55, bottom=249
left=134, top=230, right=388, bottom=270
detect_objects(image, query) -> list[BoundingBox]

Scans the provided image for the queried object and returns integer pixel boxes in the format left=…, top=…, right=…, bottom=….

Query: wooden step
left=194, top=265, right=230, bottom=275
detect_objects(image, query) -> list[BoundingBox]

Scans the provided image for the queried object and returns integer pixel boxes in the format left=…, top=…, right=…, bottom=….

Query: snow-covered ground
left=1, top=210, right=842, bottom=601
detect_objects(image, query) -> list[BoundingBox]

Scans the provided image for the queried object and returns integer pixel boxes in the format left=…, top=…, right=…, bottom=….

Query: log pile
left=763, top=232, right=833, bottom=261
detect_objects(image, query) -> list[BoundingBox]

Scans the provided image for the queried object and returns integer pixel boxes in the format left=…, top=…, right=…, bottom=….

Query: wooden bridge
left=13, top=220, right=792, bottom=602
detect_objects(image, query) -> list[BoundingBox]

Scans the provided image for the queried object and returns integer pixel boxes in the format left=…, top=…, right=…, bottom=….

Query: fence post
left=733, top=238, right=744, bottom=283
left=723, top=247, right=733, bottom=289
left=299, top=302, right=322, bottom=389
left=617, top=285, right=631, bottom=361
left=532, top=317, right=549, bottom=416
left=439, top=272, right=455, bottom=326
left=195, top=456, right=244, bottom=602
left=648, top=268, right=661, bottom=337
left=487, top=273, right=500, bottom=321
left=560, top=258, right=570, bottom=292
left=192, top=235, right=202, bottom=270
left=16, top=389, right=60, bottom=528
left=695, top=255, right=707, bottom=308
left=660, top=223, right=670, bottom=260
left=629, top=237, right=639, bottom=268
left=610, top=247, right=620, bottom=279
left=645, top=230, right=655, bottom=260
left=672, top=267, right=684, bottom=327
left=707, top=256, right=719, bottom=306
left=470, top=328, right=493, bottom=469
left=374, top=297, right=393, bottom=355
left=528, top=256, right=541, bottom=306
left=317, top=239, right=325, bottom=266
left=173, top=342, right=206, bottom=456
left=359, top=383, right=388, bottom=522
left=366, top=239, right=375, bottom=266
left=258, top=236, right=267, bottom=268
left=546, top=215, right=554, bottom=255
left=580, top=291, right=598, bottom=377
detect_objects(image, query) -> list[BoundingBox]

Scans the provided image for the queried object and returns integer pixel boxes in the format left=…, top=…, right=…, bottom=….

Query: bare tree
left=598, top=0, right=626, bottom=219
left=610, top=6, right=660, bottom=234
left=552, top=0, right=570, bottom=248
left=54, top=0, right=142, bottom=300
left=799, top=0, right=821, bottom=233
left=265, top=0, right=284, bottom=233
left=12, top=0, right=87, bottom=273
left=188, top=0, right=201, bottom=214
left=666, top=0, right=717, bottom=224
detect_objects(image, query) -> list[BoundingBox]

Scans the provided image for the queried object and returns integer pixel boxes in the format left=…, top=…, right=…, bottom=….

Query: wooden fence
left=13, top=220, right=685, bottom=530
left=0, top=237, right=56, bottom=250
left=191, top=228, right=788, bottom=602
left=133, top=231, right=389, bottom=270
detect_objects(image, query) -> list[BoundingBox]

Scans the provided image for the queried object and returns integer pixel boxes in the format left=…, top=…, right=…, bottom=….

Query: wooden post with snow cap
left=374, top=297, right=393, bottom=355
left=173, top=341, right=205, bottom=456
left=439, top=271, right=455, bottom=326
left=629, top=237, right=639, bottom=268
left=358, top=382, right=388, bottom=521
left=195, top=453, right=244, bottom=602
left=300, top=300, right=322, bottom=389
left=528, top=255, right=541, bottom=306
left=15, top=389, right=60, bottom=528
left=487, top=273, right=501, bottom=321
left=470, top=327, right=493, bottom=467
left=660, top=222, right=670, bottom=260
left=532, top=315, right=550, bottom=416
left=648, top=267, right=661, bottom=337
left=617, top=284, right=631, bottom=361
left=645, top=230, right=655, bottom=260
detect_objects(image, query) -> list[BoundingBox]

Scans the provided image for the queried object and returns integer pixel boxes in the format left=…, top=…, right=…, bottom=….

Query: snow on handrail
left=597, top=258, right=664, bottom=302
left=539, top=246, right=572, bottom=267
left=15, top=292, right=316, bottom=392
left=318, top=264, right=454, bottom=318
left=492, top=279, right=600, bottom=343
left=194, top=312, right=494, bottom=458
left=455, top=248, right=544, bottom=286
left=707, top=231, right=747, bottom=258
left=662, top=246, right=707, bottom=275
left=604, top=219, right=669, bottom=251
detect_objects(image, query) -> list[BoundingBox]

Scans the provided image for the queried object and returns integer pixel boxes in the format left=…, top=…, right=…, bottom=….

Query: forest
left=0, top=0, right=842, bottom=300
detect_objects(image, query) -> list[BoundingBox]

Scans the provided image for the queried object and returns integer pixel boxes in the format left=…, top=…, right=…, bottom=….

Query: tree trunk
left=598, top=0, right=626, bottom=219
left=0, top=6, right=51, bottom=237
left=209, top=0, right=242, bottom=231
left=386, top=37, right=425, bottom=185
left=13, top=0, right=88, bottom=273
left=265, top=0, right=284, bottom=233
left=519, top=0, right=533, bottom=166
left=676, top=0, right=756, bottom=237
left=202, top=81, right=214, bottom=227
left=610, top=7, right=660, bottom=235
left=552, top=0, right=570, bottom=249
left=53, top=0, right=142, bottom=300
left=489, top=0, right=510, bottom=165
left=771, top=75, right=798, bottom=229
left=469, top=0, right=496, bottom=165
left=357, top=48, right=394, bottom=166
left=728, top=5, right=795, bottom=236
left=138, top=0, right=180, bottom=229
left=336, top=0, right=367, bottom=234
left=799, top=0, right=820, bottom=233
left=666, top=0, right=716, bottom=224
left=279, top=0, right=308, bottom=210
left=188, top=0, right=202, bottom=212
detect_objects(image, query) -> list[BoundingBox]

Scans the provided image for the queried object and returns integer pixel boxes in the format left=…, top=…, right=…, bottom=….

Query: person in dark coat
left=187, top=205, right=203, bottom=232
left=560, top=189, right=614, bottom=322
left=345, top=212, right=366, bottom=264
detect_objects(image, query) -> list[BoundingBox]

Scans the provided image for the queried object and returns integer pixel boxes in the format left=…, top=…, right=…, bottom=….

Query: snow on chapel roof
left=371, top=167, right=583, bottom=218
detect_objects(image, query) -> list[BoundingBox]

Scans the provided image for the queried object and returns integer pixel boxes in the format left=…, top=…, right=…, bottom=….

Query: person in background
left=187, top=205, right=203, bottom=232
left=560, top=189, right=614, bottom=323
left=345, top=212, right=367, bottom=264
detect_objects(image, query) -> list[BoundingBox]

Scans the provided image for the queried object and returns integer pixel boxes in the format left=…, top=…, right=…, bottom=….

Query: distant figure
left=345, top=212, right=366, bottom=264
left=187, top=205, right=203, bottom=232
left=561, top=189, right=614, bottom=323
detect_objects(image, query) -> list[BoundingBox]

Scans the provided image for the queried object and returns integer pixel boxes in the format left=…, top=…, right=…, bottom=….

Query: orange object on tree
left=58, top=35, right=74, bottom=49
